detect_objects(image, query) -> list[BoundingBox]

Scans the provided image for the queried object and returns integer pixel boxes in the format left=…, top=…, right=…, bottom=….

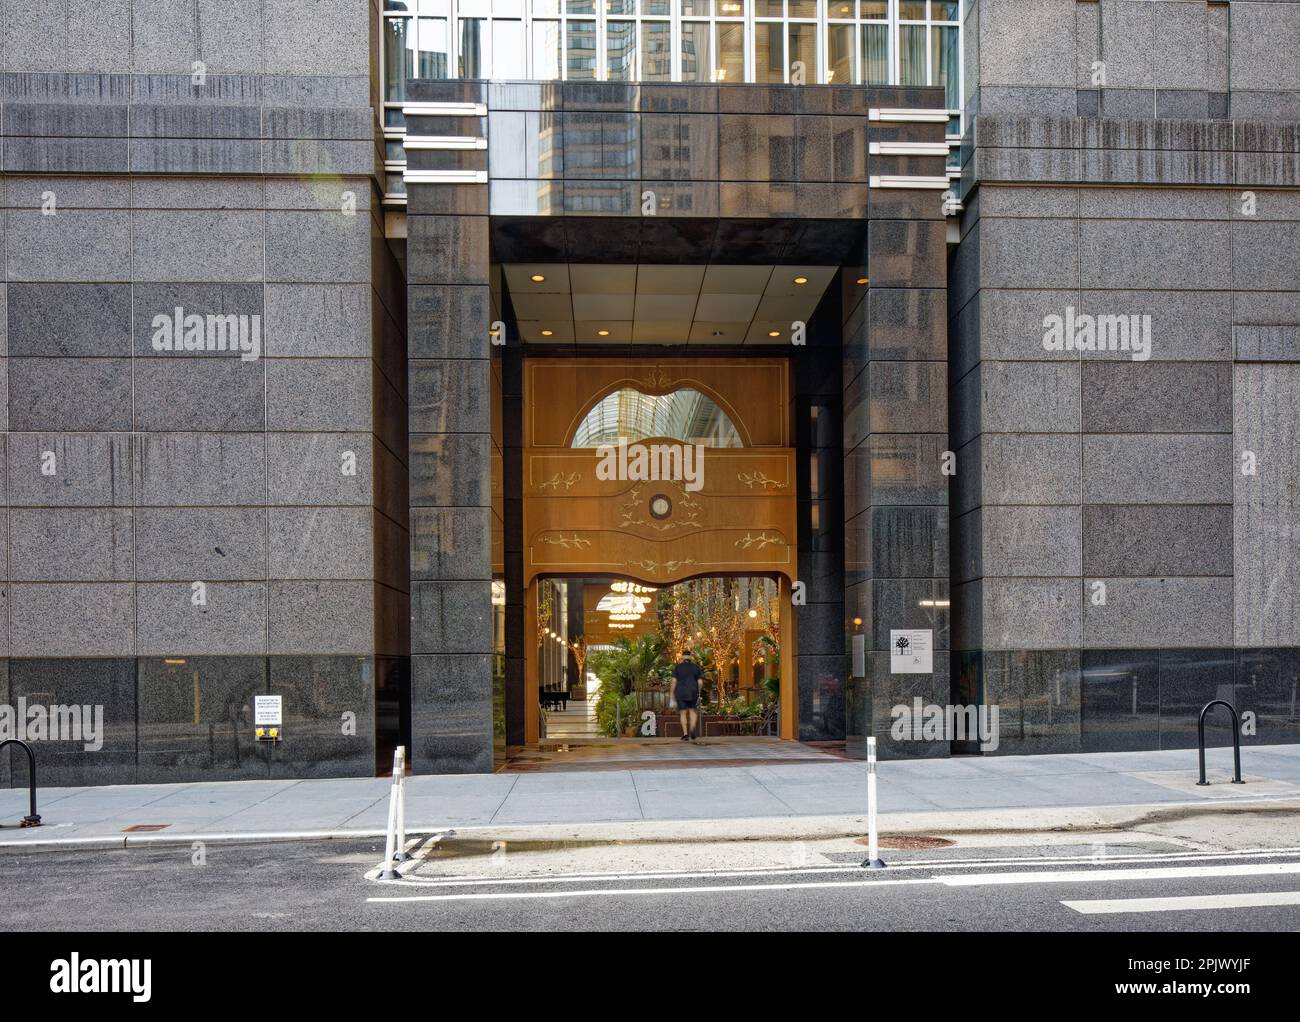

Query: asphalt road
left=2, top=839, right=1299, bottom=933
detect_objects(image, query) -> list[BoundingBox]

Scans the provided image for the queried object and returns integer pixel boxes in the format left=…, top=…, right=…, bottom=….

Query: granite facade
left=953, top=0, right=1300, bottom=757
left=0, top=0, right=410, bottom=787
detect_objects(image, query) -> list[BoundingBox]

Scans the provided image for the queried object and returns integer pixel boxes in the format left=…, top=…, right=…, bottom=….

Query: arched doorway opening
left=532, top=573, right=796, bottom=744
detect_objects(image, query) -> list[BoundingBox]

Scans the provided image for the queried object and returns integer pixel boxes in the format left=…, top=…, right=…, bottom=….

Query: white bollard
left=393, top=746, right=409, bottom=862
left=378, top=746, right=406, bottom=880
left=862, top=736, right=886, bottom=870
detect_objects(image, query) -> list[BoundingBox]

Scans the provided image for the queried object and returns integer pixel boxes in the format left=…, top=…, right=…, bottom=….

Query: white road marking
left=368, top=876, right=935, bottom=903
left=1063, top=891, right=1300, bottom=914
left=367, top=861, right=1300, bottom=904
left=941, top=862, right=1300, bottom=887
left=386, top=848, right=1300, bottom=888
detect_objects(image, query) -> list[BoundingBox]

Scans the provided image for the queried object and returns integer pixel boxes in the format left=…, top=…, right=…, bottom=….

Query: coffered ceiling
left=503, top=262, right=839, bottom=345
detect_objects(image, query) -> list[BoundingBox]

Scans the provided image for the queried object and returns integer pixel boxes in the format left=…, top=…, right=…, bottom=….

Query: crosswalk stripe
left=940, top=862, right=1300, bottom=887
left=1063, top=891, right=1300, bottom=914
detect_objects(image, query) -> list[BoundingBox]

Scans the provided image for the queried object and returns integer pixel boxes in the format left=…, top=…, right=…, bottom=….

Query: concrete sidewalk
left=2, top=744, right=1298, bottom=851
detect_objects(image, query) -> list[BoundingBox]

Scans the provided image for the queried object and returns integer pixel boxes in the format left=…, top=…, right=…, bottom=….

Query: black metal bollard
left=1196, top=700, right=1244, bottom=786
left=0, top=739, right=42, bottom=826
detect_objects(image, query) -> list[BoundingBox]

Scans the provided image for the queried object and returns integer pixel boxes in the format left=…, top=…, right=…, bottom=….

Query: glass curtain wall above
left=382, top=1, right=961, bottom=104
left=381, top=1, right=963, bottom=197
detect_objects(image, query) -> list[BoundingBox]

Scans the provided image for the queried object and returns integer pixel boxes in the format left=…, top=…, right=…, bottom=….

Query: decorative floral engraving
left=538, top=471, right=581, bottom=491
left=540, top=533, right=592, bottom=549
left=738, top=470, right=787, bottom=490
left=734, top=532, right=784, bottom=551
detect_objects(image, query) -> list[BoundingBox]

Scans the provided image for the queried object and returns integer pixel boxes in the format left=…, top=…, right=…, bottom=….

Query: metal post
left=1196, top=699, right=1245, bottom=786
left=378, top=746, right=404, bottom=880
left=861, top=736, right=886, bottom=869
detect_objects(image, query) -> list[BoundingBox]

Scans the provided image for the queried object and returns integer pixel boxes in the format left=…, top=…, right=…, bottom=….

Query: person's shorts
left=676, top=697, right=698, bottom=710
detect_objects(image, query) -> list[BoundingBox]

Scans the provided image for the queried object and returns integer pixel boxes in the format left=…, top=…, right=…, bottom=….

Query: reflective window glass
left=567, top=20, right=597, bottom=78
left=789, top=22, right=816, bottom=81
left=606, top=20, right=635, bottom=80
left=788, top=0, right=816, bottom=16
left=458, top=18, right=486, bottom=78
left=533, top=19, right=561, bottom=78
left=899, top=24, right=926, bottom=85
left=640, top=21, right=671, bottom=81
left=861, top=22, right=888, bottom=83
left=932, top=24, right=959, bottom=107
left=680, top=0, right=711, bottom=13
left=492, top=20, right=524, bottom=78
left=418, top=17, right=450, bottom=78
left=755, top=22, right=784, bottom=83
left=681, top=21, right=712, bottom=81
left=828, top=23, right=852, bottom=85
left=717, top=22, right=744, bottom=81
left=384, top=16, right=413, bottom=101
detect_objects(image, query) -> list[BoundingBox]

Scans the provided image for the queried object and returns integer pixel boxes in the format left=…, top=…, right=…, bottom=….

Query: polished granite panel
left=1080, top=649, right=1163, bottom=752
left=1237, top=649, right=1300, bottom=749
left=796, top=653, right=847, bottom=742
left=866, top=651, right=953, bottom=760
left=267, top=656, right=376, bottom=778
left=6, top=658, right=137, bottom=786
left=979, top=650, right=1082, bottom=755
left=136, top=655, right=267, bottom=783
left=1157, top=648, right=1238, bottom=752
left=410, top=653, right=494, bottom=774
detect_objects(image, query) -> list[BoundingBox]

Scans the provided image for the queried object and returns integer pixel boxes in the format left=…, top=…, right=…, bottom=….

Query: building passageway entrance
left=515, top=349, right=803, bottom=751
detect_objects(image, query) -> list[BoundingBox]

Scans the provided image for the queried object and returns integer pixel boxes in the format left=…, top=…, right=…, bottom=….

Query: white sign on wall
left=889, top=630, right=933, bottom=674
left=254, top=695, right=283, bottom=726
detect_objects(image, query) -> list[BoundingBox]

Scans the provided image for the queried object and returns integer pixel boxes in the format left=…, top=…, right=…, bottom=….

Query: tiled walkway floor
left=506, top=737, right=849, bottom=772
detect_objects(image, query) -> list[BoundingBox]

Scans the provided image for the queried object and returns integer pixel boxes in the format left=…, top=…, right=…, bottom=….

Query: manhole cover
left=122, top=824, right=170, bottom=833
left=855, top=835, right=955, bottom=850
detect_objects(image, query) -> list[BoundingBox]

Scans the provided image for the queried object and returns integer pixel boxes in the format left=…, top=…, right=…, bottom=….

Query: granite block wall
left=954, top=2, right=1300, bottom=756
left=1, top=0, right=410, bottom=787
left=966, top=0, right=1300, bottom=122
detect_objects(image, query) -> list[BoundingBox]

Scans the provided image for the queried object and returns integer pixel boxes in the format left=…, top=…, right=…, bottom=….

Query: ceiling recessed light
left=540, top=329, right=553, bottom=337
left=530, top=274, right=546, bottom=282
left=793, top=275, right=808, bottom=285
left=597, top=329, right=610, bottom=337
left=856, top=277, right=869, bottom=285
left=768, top=330, right=780, bottom=337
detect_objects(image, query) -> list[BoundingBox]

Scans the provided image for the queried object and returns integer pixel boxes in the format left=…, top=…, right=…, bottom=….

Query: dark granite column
left=793, top=314, right=846, bottom=741
left=844, top=89, right=951, bottom=760
left=501, top=343, right=526, bottom=747
left=405, top=81, right=496, bottom=773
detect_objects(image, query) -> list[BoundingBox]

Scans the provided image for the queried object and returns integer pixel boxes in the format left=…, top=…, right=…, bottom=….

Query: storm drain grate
left=122, top=824, right=170, bottom=832
left=854, top=834, right=955, bottom=850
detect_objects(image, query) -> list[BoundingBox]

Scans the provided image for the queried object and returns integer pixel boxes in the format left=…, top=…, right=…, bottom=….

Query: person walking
left=672, top=650, right=704, bottom=741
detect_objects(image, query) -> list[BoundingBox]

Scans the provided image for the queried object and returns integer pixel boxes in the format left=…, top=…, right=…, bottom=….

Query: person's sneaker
left=679, top=734, right=688, bottom=741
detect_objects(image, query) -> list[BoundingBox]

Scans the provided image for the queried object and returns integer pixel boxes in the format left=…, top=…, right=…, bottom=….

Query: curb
left=3, top=792, right=1298, bottom=854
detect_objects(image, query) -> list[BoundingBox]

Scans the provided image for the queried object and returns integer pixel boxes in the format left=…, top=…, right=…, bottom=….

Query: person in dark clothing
left=672, top=650, right=704, bottom=741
